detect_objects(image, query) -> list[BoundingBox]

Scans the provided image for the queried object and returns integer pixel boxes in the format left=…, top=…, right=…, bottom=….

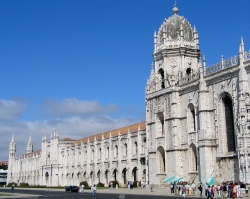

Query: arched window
left=157, top=112, right=165, bottom=136
left=124, top=143, right=127, bottom=156
left=142, top=137, right=146, bottom=154
left=106, top=147, right=109, bottom=159
left=134, top=141, right=138, bottom=155
left=91, top=149, right=94, bottom=161
left=84, top=150, right=87, bottom=162
left=114, top=145, right=118, bottom=158
left=99, top=148, right=101, bottom=160
left=158, top=68, right=165, bottom=88
left=189, top=144, right=197, bottom=171
left=187, top=104, right=196, bottom=132
left=157, top=146, right=165, bottom=173
left=223, top=96, right=236, bottom=152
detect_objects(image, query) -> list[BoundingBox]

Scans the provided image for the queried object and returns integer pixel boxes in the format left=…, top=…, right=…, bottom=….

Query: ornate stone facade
left=7, top=123, right=147, bottom=187
left=7, top=5, right=250, bottom=187
left=146, top=5, right=250, bottom=186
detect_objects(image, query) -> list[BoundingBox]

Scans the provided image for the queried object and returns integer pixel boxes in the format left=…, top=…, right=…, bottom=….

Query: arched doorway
left=72, top=173, right=74, bottom=185
left=83, top=171, right=86, bottom=182
left=45, top=172, right=49, bottom=186
left=113, top=169, right=117, bottom=181
left=105, top=170, right=109, bottom=185
left=132, top=167, right=137, bottom=182
left=77, top=172, right=80, bottom=185
left=142, top=169, right=146, bottom=181
left=122, top=168, right=127, bottom=185
left=90, top=171, right=93, bottom=186
left=97, top=170, right=100, bottom=183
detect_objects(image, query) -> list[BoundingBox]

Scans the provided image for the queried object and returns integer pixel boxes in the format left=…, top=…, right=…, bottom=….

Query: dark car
left=65, top=185, right=79, bottom=192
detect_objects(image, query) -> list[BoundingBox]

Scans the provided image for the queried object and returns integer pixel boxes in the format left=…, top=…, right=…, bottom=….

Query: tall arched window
left=142, top=137, right=146, bottom=154
left=98, top=148, right=101, bottom=160
left=189, top=144, right=197, bottom=171
left=157, top=112, right=165, bottom=136
left=187, top=104, right=196, bottom=132
left=158, top=68, right=165, bottom=88
left=91, top=150, right=94, bottom=161
left=124, top=143, right=127, bottom=156
left=84, top=150, right=87, bottom=162
left=115, top=145, right=118, bottom=158
left=157, top=146, right=165, bottom=173
left=223, top=96, right=236, bottom=152
left=106, top=147, right=109, bottom=159
left=134, top=141, right=138, bottom=155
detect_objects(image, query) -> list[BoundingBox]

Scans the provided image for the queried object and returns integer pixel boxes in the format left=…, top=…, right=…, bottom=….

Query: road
left=0, top=187, right=201, bottom=199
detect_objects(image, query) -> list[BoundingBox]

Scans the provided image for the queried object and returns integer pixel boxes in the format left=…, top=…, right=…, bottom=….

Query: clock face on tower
left=171, top=61, right=177, bottom=68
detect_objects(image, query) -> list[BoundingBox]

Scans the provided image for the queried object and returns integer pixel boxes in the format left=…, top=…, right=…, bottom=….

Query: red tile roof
left=73, top=122, right=145, bottom=146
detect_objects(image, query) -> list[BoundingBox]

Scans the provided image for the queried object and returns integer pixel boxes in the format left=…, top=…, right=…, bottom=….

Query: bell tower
left=147, top=4, right=200, bottom=93
left=7, top=134, right=16, bottom=184
left=146, top=4, right=201, bottom=185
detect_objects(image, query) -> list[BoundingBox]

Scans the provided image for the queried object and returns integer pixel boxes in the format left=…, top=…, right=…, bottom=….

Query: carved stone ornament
left=245, top=94, right=250, bottom=105
left=221, top=81, right=225, bottom=90
left=187, top=57, right=192, bottom=66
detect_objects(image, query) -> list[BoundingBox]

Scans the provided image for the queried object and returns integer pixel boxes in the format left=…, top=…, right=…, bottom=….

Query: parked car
left=65, top=185, right=79, bottom=192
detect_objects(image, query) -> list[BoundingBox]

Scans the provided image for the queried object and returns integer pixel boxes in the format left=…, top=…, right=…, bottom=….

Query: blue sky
left=0, top=0, right=249, bottom=161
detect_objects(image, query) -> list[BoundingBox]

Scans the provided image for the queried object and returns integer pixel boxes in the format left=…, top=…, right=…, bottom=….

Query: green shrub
left=111, top=181, right=119, bottom=187
left=80, top=181, right=90, bottom=189
left=20, top=183, right=29, bottom=187
left=7, top=182, right=17, bottom=187
left=97, top=182, right=104, bottom=187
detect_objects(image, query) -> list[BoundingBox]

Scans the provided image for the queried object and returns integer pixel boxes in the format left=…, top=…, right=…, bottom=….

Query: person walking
left=198, top=183, right=203, bottom=197
left=11, top=183, right=14, bottom=193
left=92, top=184, right=97, bottom=199
left=207, top=185, right=213, bottom=199
left=80, top=184, right=84, bottom=193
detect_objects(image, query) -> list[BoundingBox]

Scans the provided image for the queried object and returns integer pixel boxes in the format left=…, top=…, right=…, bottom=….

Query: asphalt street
left=0, top=187, right=201, bottom=199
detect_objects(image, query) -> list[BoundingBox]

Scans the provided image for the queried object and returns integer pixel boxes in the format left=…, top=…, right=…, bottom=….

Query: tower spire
left=9, top=133, right=16, bottom=158
left=10, top=133, right=15, bottom=144
left=26, top=134, right=33, bottom=153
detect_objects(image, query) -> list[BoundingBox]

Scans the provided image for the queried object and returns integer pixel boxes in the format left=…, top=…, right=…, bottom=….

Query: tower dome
left=163, top=14, right=193, bottom=41
left=154, top=4, right=198, bottom=52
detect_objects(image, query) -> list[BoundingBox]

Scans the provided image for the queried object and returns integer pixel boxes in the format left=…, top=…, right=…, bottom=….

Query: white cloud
left=40, top=98, right=120, bottom=118
left=0, top=98, right=143, bottom=161
left=0, top=99, right=28, bottom=120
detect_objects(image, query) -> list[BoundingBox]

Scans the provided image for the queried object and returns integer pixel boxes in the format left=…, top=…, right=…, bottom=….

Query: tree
left=0, top=164, right=8, bottom=170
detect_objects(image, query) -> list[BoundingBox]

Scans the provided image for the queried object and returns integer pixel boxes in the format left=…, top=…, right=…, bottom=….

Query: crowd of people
left=170, top=181, right=248, bottom=198
left=137, top=181, right=149, bottom=189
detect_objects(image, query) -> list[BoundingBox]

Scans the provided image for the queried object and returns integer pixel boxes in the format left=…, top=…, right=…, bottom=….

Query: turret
left=9, top=134, right=16, bottom=159
left=238, top=37, right=248, bottom=93
left=26, top=134, right=33, bottom=153
left=7, top=134, right=16, bottom=184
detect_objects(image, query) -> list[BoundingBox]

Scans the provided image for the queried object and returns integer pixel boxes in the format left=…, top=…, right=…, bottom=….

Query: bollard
left=116, top=184, right=118, bottom=189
